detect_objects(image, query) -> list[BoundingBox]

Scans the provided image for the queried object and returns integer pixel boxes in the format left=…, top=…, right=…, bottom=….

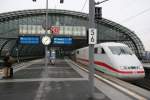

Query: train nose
left=121, top=71, right=145, bottom=81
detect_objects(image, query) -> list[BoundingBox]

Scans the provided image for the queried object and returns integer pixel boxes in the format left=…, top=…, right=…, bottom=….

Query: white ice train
left=75, top=42, right=145, bottom=80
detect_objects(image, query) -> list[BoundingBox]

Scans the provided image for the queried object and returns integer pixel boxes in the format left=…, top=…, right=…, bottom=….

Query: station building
left=0, top=9, right=145, bottom=59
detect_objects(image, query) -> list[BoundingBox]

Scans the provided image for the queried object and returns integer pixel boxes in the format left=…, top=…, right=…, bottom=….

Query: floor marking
left=65, top=59, right=88, bottom=79
left=34, top=61, right=50, bottom=100
left=34, top=81, right=51, bottom=100
left=70, top=60, right=147, bottom=100
left=12, top=59, right=43, bottom=71
left=23, top=66, right=71, bottom=69
left=13, top=63, right=32, bottom=73
left=13, top=59, right=43, bottom=73
left=13, top=64, right=26, bottom=69
left=24, top=67, right=44, bottom=70
left=0, top=78, right=88, bottom=83
left=34, top=58, right=87, bottom=100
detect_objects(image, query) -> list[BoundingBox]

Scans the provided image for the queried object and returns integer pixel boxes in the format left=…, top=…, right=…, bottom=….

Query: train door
left=95, top=47, right=106, bottom=58
left=94, top=46, right=112, bottom=73
left=94, top=46, right=110, bottom=64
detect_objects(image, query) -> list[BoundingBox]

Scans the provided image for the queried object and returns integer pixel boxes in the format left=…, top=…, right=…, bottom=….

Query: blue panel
left=53, top=37, right=72, bottom=45
left=19, top=36, right=40, bottom=45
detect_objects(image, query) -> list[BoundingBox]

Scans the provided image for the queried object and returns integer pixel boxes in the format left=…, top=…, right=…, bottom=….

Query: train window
left=94, top=48, right=98, bottom=54
left=101, top=48, right=105, bottom=54
left=109, top=46, right=133, bottom=55
left=77, top=51, right=79, bottom=54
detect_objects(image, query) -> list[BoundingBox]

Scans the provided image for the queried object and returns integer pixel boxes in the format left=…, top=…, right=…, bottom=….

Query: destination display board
left=53, top=37, right=72, bottom=45
left=19, top=36, right=40, bottom=45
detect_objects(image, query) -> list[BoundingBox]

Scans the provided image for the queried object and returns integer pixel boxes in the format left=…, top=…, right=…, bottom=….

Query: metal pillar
left=45, top=0, right=49, bottom=77
left=16, top=48, right=19, bottom=63
left=89, top=0, right=95, bottom=98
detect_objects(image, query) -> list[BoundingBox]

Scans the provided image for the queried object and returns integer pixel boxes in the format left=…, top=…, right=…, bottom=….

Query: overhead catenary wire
left=81, top=0, right=88, bottom=12
left=121, top=7, right=150, bottom=23
left=102, top=7, right=150, bottom=37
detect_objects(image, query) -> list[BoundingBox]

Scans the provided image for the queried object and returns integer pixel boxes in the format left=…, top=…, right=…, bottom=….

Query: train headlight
left=120, top=66, right=128, bottom=70
left=139, top=66, right=143, bottom=69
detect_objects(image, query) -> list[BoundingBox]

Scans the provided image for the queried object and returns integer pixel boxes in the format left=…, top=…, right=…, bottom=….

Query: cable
left=81, top=0, right=88, bottom=12
left=121, top=7, right=150, bottom=23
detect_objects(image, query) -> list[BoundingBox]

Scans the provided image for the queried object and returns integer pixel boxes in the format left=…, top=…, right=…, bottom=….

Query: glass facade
left=0, top=9, right=145, bottom=59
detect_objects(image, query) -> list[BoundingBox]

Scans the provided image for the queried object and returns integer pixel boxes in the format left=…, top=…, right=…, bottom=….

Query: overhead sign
left=88, top=28, right=97, bottom=44
left=19, top=36, right=40, bottom=45
left=53, top=37, right=72, bottom=45
left=50, top=26, right=60, bottom=35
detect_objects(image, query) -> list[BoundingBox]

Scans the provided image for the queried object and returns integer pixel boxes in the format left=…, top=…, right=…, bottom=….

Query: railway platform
left=0, top=59, right=149, bottom=100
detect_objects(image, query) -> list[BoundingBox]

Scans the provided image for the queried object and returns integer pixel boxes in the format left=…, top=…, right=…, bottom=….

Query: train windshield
left=109, top=46, right=133, bottom=55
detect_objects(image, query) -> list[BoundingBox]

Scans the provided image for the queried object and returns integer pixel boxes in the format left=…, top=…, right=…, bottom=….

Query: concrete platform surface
left=0, top=59, right=110, bottom=100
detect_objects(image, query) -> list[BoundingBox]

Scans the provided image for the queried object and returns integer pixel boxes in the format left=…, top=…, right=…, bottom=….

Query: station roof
left=0, top=9, right=145, bottom=59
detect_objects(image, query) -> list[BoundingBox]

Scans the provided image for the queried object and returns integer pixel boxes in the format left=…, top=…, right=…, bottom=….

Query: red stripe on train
left=77, top=58, right=144, bottom=74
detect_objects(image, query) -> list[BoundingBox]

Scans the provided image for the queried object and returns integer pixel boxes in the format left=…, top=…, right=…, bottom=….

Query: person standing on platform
left=3, top=52, right=13, bottom=78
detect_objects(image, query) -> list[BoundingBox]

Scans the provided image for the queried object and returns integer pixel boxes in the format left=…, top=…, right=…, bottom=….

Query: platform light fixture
left=95, top=7, right=102, bottom=20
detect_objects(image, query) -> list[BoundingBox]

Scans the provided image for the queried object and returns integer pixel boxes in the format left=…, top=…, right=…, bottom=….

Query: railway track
left=69, top=59, right=150, bottom=99
left=96, top=67, right=150, bottom=91
left=75, top=60, right=150, bottom=92
left=69, top=60, right=150, bottom=96
left=131, top=77, right=150, bottom=91
left=132, top=69, right=150, bottom=91
left=130, top=67, right=150, bottom=91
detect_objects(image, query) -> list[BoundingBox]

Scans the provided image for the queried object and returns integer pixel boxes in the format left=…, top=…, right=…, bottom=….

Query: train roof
left=76, top=46, right=88, bottom=51
left=76, top=42, right=128, bottom=51
left=96, top=42, right=127, bottom=47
